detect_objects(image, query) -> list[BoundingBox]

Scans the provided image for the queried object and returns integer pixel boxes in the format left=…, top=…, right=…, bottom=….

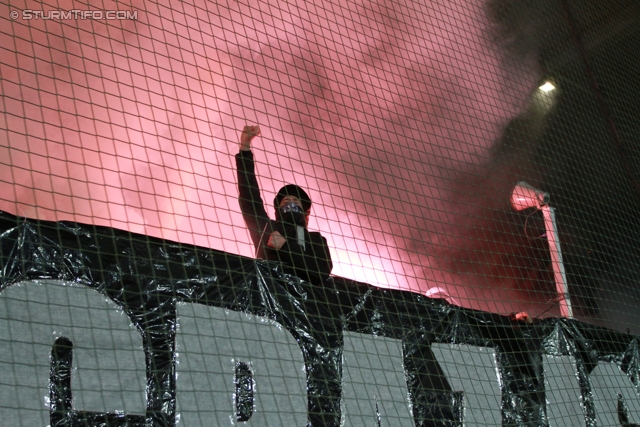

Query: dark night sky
left=485, top=0, right=640, bottom=330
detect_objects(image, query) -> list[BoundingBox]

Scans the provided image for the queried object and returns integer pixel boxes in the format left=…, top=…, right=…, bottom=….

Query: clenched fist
left=240, top=125, right=261, bottom=151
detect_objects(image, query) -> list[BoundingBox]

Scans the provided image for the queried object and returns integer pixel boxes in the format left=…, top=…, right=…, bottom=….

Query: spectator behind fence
left=235, top=125, right=333, bottom=285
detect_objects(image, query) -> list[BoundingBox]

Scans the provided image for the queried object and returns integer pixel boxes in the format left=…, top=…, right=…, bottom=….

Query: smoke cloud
left=4, top=0, right=637, bottom=326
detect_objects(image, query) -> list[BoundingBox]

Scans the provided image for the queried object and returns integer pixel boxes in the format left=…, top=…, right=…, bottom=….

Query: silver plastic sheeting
left=1, top=211, right=639, bottom=427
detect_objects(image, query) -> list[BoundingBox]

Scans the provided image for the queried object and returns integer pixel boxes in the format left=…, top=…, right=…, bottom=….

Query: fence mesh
left=1, top=0, right=640, bottom=426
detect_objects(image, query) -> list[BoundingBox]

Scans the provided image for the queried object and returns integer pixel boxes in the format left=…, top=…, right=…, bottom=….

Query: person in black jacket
left=235, top=125, right=333, bottom=284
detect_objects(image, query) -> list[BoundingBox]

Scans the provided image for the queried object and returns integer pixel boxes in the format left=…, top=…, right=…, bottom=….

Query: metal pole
left=541, top=205, right=573, bottom=318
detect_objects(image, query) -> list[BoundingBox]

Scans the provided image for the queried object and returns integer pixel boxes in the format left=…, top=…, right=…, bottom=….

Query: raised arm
left=235, top=126, right=270, bottom=249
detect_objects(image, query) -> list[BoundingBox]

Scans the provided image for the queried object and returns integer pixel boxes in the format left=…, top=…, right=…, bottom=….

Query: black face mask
left=278, top=201, right=306, bottom=226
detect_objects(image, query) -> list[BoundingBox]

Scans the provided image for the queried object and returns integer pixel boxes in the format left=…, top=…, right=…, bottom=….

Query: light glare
left=539, top=82, right=555, bottom=92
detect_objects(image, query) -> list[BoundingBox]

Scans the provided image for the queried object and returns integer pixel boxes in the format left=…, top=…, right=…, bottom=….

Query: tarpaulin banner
left=0, top=211, right=638, bottom=426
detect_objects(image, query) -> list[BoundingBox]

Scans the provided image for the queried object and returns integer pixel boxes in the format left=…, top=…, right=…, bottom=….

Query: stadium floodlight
left=511, top=182, right=573, bottom=318
left=510, top=181, right=550, bottom=211
left=539, top=81, right=555, bottom=92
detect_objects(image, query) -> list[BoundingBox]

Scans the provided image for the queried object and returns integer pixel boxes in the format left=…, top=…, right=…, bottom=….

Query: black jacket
left=236, top=150, right=333, bottom=284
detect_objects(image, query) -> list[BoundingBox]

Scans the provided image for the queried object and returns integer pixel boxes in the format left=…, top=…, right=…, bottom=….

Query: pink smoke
left=0, top=0, right=550, bottom=315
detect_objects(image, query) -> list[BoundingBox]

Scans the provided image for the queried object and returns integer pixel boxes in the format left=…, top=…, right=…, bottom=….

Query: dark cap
left=274, top=184, right=312, bottom=211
